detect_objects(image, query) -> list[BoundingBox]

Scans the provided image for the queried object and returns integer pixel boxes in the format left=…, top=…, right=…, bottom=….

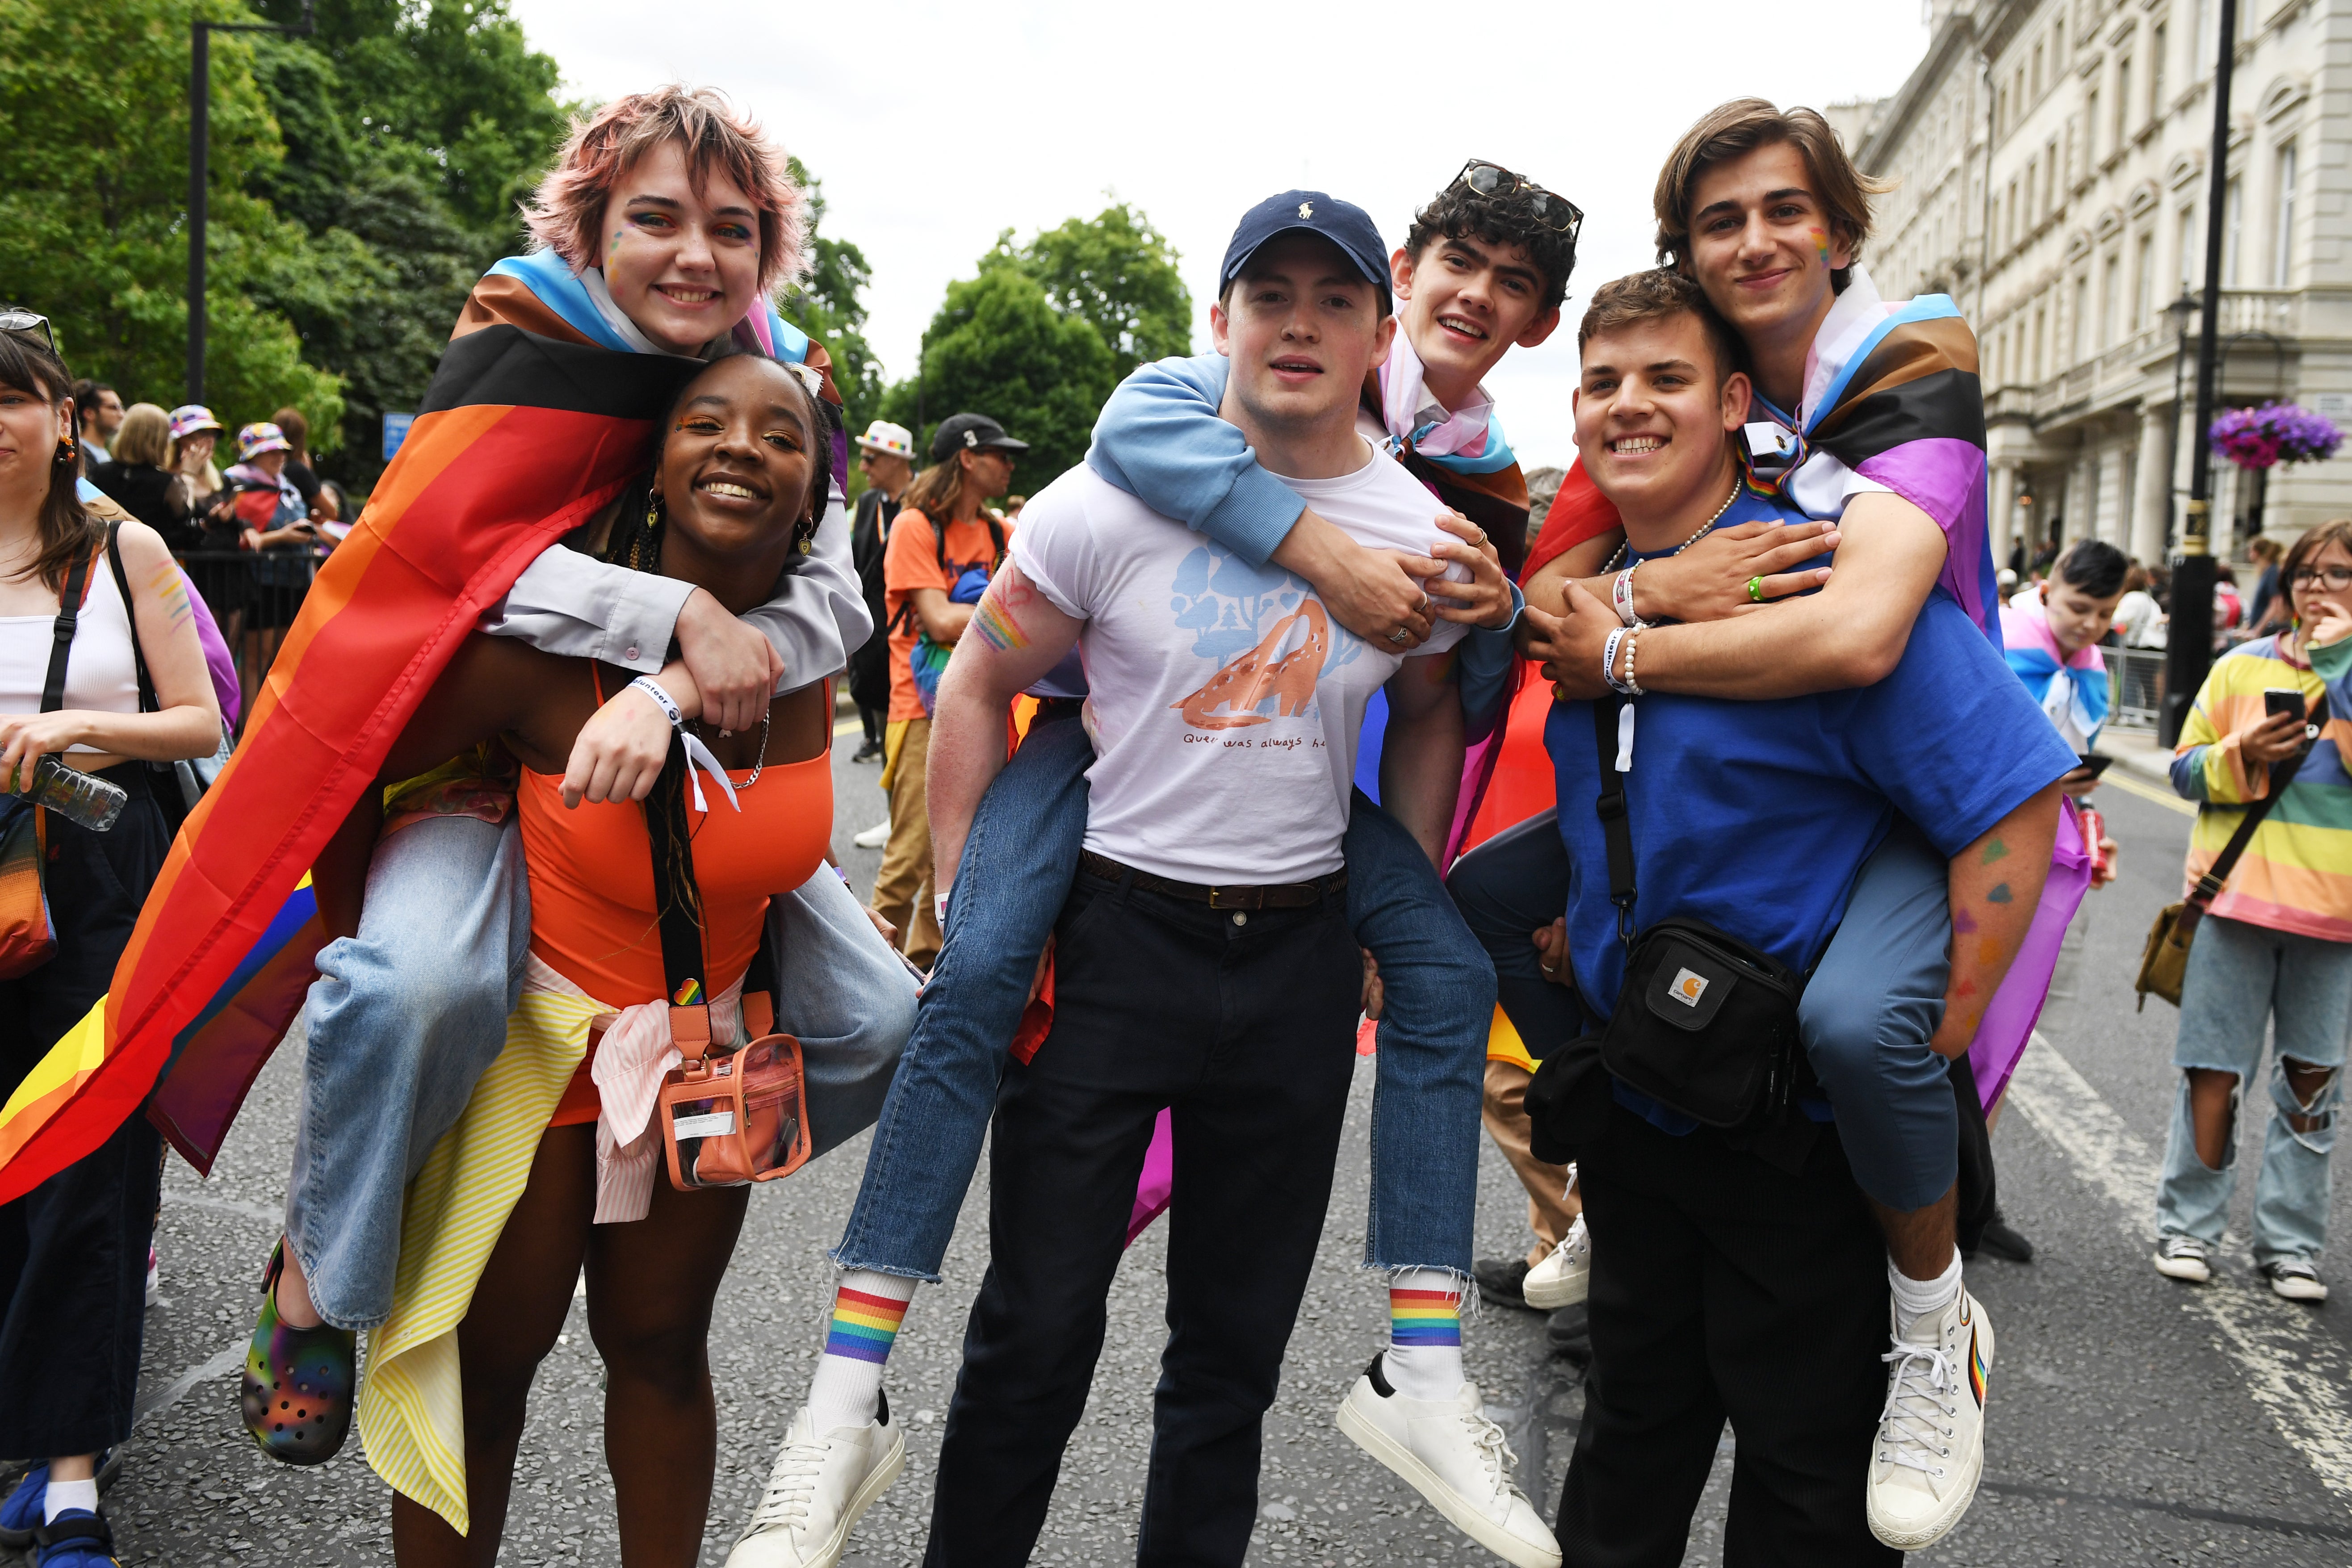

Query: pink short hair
left=522, top=84, right=807, bottom=298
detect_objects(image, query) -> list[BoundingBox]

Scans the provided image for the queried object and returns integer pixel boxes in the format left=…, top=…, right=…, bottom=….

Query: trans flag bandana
left=1375, top=328, right=1517, bottom=475
left=2001, top=593, right=2111, bottom=746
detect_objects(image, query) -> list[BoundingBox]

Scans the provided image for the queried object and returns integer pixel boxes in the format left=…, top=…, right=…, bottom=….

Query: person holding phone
left=2154, top=518, right=2352, bottom=1304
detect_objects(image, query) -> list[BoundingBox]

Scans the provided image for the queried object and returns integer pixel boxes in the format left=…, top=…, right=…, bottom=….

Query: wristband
left=935, top=889, right=952, bottom=925
left=628, top=675, right=683, bottom=728
left=1602, top=627, right=1634, bottom=696
left=1612, top=563, right=1643, bottom=627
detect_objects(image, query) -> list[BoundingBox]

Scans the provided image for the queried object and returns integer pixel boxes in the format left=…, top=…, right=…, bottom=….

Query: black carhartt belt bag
left=1526, top=698, right=1804, bottom=1160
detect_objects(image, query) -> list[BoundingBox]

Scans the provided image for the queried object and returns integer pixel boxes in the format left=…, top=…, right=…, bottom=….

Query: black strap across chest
left=40, top=545, right=96, bottom=714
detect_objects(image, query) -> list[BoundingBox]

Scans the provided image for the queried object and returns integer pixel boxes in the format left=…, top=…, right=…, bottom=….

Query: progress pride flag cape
left=0, top=260, right=832, bottom=1203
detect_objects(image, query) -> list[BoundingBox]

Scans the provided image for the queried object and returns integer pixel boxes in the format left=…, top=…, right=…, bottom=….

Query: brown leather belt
left=1079, top=851, right=1346, bottom=910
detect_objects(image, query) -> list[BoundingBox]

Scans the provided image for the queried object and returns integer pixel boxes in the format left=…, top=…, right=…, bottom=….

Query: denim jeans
left=288, top=817, right=917, bottom=1330
left=286, top=816, right=528, bottom=1330
left=1449, top=815, right=1959, bottom=1213
left=2157, top=913, right=2349, bottom=1264
left=834, top=710, right=1493, bottom=1281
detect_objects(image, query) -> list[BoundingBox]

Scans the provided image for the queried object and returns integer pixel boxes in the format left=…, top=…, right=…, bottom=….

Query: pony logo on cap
left=1298, top=201, right=1314, bottom=219
left=1669, top=968, right=1708, bottom=1006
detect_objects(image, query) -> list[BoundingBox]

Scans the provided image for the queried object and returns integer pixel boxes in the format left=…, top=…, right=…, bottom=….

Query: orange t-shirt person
left=881, top=414, right=1026, bottom=722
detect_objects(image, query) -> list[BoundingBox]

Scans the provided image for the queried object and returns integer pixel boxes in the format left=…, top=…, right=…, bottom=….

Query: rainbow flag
left=0, top=314, right=696, bottom=1201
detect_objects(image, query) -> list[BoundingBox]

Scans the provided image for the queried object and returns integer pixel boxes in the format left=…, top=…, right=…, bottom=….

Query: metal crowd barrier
left=2101, top=646, right=2165, bottom=730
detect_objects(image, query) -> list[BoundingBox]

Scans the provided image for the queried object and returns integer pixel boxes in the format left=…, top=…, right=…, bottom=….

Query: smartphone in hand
left=2265, top=688, right=2308, bottom=724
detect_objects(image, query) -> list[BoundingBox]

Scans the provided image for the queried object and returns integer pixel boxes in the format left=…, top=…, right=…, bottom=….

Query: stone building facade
left=1851, top=0, right=2351, bottom=572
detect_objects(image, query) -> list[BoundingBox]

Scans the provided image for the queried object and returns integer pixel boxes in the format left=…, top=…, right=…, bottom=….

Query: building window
left=2071, top=273, right=2090, bottom=363
left=2086, top=91, right=2100, bottom=164
left=2046, top=140, right=2060, bottom=214
left=2176, top=205, right=2197, bottom=295
left=2032, top=41, right=2045, bottom=101
left=2116, top=57, right=2133, bottom=144
left=2134, top=233, right=2155, bottom=327
left=2224, top=175, right=2243, bottom=285
left=2151, top=23, right=2168, bottom=113
left=2194, top=0, right=2212, bottom=68
left=2101, top=253, right=2121, bottom=348
left=2033, top=304, right=2048, bottom=381
left=2006, top=180, right=2020, bottom=249
left=2273, top=141, right=2297, bottom=288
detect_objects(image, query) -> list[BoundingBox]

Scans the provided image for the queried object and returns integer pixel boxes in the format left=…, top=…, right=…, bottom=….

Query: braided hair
left=602, top=352, right=841, bottom=931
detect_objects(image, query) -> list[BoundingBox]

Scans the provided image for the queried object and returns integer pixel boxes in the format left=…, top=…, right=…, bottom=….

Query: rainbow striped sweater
left=2170, top=633, right=2352, bottom=941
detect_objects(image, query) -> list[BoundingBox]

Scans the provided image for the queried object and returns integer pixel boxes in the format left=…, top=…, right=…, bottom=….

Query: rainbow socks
left=807, top=1270, right=917, bottom=1431
left=1382, top=1269, right=1466, bottom=1400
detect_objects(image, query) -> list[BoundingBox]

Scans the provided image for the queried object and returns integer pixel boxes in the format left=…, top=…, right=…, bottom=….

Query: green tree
left=996, top=201, right=1191, bottom=376
left=778, top=157, right=882, bottom=457
left=878, top=268, right=1116, bottom=492
left=0, top=0, right=344, bottom=445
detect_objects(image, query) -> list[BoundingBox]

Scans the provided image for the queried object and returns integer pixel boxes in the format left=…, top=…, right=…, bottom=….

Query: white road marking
left=168, top=1190, right=282, bottom=1224
left=2098, top=767, right=2198, bottom=817
left=2007, top=1036, right=2352, bottom=1510
left=132, top=1340, right=246, bottom=1429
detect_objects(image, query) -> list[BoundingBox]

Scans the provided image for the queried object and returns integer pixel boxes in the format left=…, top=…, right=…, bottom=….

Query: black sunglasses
left=0, top=307, right=58, bottom=357
left=1452, top=161, right=1585, bottom=240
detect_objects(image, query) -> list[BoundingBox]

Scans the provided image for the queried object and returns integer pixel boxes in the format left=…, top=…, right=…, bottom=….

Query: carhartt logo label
left=1669, top=968, right=1708, bottom=1006
left=1298, top=201, right=1314, bottom=219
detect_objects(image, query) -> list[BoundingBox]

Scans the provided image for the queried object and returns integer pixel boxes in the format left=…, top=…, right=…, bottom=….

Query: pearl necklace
left=1601, top=478, right=1743, bottom=574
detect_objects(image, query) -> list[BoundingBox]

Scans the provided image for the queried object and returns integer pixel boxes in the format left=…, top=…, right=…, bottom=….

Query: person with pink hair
left=234, top=85, right=913, bottom=1485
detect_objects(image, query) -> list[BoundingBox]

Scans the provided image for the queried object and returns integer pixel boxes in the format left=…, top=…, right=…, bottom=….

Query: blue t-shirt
left=1545, top=487, right=2075, bottom=1126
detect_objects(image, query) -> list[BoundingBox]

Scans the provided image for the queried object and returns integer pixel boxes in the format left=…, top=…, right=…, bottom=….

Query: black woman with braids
left=305, top=353, right=839, bottom=1566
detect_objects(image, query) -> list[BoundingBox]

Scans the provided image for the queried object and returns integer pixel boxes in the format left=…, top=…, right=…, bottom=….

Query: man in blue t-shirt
left=1532, top=271, right=2071, bottom=1564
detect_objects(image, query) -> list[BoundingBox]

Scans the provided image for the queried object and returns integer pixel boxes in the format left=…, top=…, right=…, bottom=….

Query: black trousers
left=1556, top=1103, right=1898, bottom=1568
left=0, top=766, right=171, bottom=1459
left=925, top=867, right=1363, bottom=1568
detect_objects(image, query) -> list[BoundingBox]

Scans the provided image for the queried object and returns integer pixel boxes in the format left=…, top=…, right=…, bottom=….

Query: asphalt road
left=51, top=721, right=2352, bottom=1566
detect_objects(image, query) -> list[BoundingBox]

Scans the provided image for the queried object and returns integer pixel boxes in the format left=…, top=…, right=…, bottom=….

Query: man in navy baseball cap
left=1219, top=190, right=1393, bottom=315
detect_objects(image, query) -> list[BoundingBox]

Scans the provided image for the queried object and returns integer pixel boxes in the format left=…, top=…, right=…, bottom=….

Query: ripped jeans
left=2157, top=913, right=2349, bottom=1264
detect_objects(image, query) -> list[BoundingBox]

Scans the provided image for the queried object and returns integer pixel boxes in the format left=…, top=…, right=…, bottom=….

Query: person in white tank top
left=0, top=315, right=221, bottom=1559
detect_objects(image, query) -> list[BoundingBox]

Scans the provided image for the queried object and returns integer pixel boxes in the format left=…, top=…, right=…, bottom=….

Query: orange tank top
left=518, top=704, right=834, bottom=1010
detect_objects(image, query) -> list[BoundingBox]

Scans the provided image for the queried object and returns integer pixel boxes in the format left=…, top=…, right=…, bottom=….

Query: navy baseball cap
left=1218, top=191, right=1392, bottom=314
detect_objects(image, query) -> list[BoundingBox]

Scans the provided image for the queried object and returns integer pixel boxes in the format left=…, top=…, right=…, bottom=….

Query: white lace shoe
left=2153, top=1234, right=2213, bottom=1284
left=1866, top=1289, right=1993, bottom=1551
left=1336, top=1357, right=1561, bottom=1568
left=851, top=820, right=890, bottom=850
left=2262, top=1258, right=2329, bottom=1303
left=1522, top=1215, right=1591, bottom=1311
left=726, top=1395, right=905, bottom=1568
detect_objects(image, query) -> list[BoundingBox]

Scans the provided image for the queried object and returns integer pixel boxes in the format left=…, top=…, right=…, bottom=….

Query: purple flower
left=2209, top=402, right=2345, bottom=470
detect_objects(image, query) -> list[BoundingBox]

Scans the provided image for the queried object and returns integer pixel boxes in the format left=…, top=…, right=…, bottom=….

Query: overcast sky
left=508, top=0, right=1932, bottom=476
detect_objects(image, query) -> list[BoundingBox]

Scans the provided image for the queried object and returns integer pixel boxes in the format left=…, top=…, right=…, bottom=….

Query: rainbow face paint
left=1810, top=226, right=1833, bottom=271
left=1389, top=1285, right=1461, bottom=1348
left=824, top=1285, right=910, bottom=1364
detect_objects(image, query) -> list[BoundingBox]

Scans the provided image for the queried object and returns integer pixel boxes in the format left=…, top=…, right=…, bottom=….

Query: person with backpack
left=0, top=322, right=222, bottom=1568
left=847, top=421, right=915, bottom=764
left=871, top=413, right=1021, bottom=968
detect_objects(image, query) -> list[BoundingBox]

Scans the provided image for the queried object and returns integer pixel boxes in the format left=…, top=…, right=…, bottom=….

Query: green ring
left=1746, top=575, right=1765, bottom=602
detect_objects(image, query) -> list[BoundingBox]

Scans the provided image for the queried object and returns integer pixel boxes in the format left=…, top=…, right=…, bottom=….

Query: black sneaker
left=851, top=738, right=884, bottom=763
left=1975, top=1209, right=2035, bottom=1264
left=1546, top=1302, right=1592, bottom=1365
left=1472, top=1257, right=1534, bottom=1311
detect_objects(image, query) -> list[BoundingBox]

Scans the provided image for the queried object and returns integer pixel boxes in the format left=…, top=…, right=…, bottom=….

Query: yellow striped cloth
left=356, top=983, right=600, bottom=1536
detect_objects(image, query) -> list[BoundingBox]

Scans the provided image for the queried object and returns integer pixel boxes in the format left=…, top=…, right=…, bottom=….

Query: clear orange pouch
left=659, top=991, right=812, bottom=1191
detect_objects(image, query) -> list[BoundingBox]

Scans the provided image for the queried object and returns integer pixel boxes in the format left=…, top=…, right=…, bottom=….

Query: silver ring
left=1417, top=596, right=1434, bottom=614
left=1540, top=961, right=1559, bottom=973
left=1388, top=626, right=1411, bottom=644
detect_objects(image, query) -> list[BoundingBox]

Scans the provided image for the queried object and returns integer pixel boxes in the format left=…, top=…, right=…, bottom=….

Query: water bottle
left=22, top=755, right=128, bottom=832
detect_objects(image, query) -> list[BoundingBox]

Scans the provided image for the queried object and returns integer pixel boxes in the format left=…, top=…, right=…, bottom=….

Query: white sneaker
left=2262, top=1258, right=2329, bottom=1302
left=1866, top=1289, right=1993, bottom=1551
left=1336, top=1357, right=1560, bottom=1568
left=2153, top=1234, right=2213, bottom=1284
left=851, top=820, right=890, bottom=850
left=726, top=1396, right=905, bottom=1568
left=1522, top=1215, right=1591, bottom=1311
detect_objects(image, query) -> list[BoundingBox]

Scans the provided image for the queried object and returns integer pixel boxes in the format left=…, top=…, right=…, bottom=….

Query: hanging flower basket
left=2208, top=402, right=2344, bottom=471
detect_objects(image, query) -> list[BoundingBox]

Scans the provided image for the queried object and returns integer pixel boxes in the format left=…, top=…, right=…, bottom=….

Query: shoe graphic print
left=1163, top=544, right=1360, bottom=731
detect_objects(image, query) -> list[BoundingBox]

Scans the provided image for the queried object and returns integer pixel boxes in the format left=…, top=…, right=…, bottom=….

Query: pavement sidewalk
left=2093, top=725, right=2176, bottom=791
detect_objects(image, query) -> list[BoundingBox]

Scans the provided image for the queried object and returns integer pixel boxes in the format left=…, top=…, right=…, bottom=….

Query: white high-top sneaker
left=1336, top=1357, right=1561, bottom=1568
left=726, top=1394, right=905, bottom=1568
left=1522, top=1214, right=1591, bottom=1311
left=1866, top=1288, right=1994, bottom=1551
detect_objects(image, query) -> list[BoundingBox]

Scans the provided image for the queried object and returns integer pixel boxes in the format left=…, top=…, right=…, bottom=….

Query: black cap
left=929, top=412, right=1028, bottom=462
left=1218, top=191, right=1391, bottom=312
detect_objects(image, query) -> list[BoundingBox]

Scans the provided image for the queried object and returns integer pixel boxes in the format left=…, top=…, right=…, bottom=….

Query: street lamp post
left=187, top=3, right=316, bottom=405
left=2163, top=291, right=2198, bottom=552
left=2160, top=0, right=2238, bottom=746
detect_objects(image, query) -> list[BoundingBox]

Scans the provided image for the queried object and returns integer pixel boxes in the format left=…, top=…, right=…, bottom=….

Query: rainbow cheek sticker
left=1810, top=227, right=1832, bottom=270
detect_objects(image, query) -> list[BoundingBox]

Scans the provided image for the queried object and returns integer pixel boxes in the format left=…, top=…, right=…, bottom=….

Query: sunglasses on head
left=1452, top=161, right=1585, bottom=239
left=0, top=308, right=59, bottom=358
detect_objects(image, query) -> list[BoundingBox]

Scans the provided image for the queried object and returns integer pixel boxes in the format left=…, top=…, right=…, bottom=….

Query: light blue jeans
left=2157, top=913, right=2348, bottom=1265
left=286, top=817, right=918, bottom=1330
left=832, top=709, right=1494, bottom=1281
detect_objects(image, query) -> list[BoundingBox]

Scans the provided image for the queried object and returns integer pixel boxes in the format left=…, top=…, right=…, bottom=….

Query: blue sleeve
left=1455, top=586, right=1525, bottom=723
left=1843, top=595, right=2078, bottom=858
left=2171, top=747, right=2214, bottom=802
left=1085, top=354, right=1305, bottom=568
